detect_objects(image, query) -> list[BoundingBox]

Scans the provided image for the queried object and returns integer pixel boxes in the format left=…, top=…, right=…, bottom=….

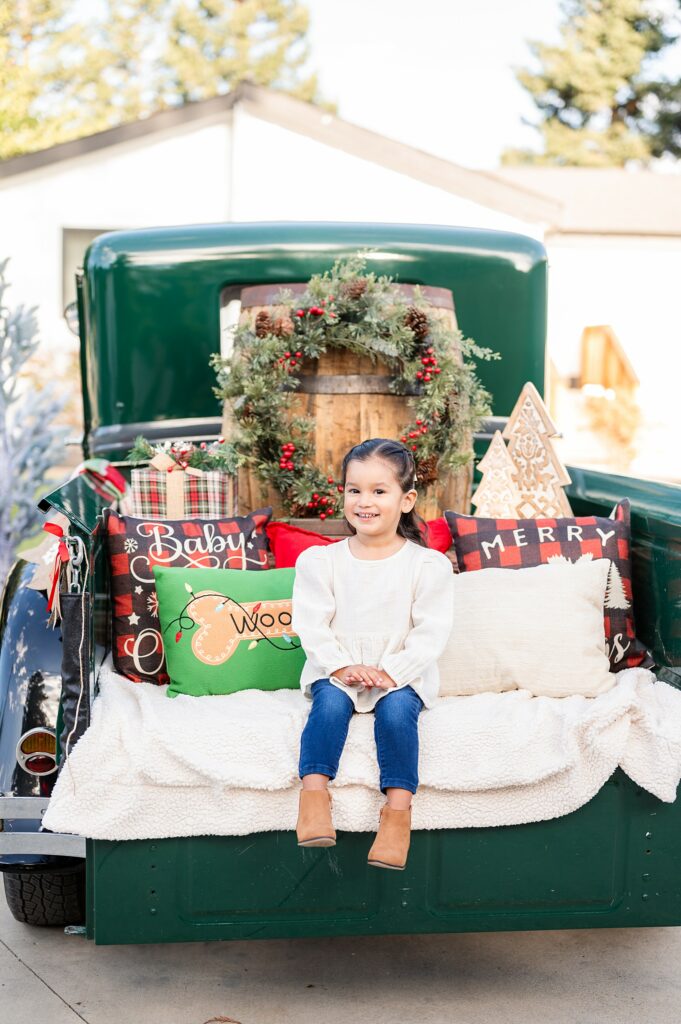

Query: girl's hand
left=373, top=670, right=397, bottom=690
left=334, top=664, right=377, bottom=687
left=332, top=665, right=397, bottom=689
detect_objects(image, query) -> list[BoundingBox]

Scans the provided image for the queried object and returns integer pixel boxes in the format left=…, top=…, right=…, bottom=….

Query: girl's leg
left=373, top=686, right=424, bottom=809
left=299, top=678, right=354, bottom=790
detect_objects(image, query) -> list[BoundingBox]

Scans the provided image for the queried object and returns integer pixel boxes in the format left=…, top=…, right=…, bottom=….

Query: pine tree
left=631, top=75, right=681, bottom=160
left=162, top=0, right=322, bottom=104
left=0, top=0, right=151, bottom=159
left=503, top=0, right=678, bottom=166
left=0, top=258, right=69, bottom=585
left=1, top=0, right=328, bottom=161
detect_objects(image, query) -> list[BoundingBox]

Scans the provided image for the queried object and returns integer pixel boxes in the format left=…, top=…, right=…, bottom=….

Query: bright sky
left=305, top=0, right=681, bottom=169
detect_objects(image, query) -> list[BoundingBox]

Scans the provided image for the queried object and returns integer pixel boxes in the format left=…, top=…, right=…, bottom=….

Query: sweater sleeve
left=291, top=547, right=355, bottom=677
left=378, top=551, right=454, bottom=688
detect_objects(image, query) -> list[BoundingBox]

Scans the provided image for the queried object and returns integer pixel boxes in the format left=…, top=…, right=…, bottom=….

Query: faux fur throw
left=42, top=658, right=681, bottom=840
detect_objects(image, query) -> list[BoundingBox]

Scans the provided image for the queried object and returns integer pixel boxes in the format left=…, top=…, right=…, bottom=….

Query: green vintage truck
left=0, top=222, right=679, bottom=945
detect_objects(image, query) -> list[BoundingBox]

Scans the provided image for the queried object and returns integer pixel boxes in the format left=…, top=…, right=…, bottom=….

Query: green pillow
left=153, top=565, right=305, bottom=698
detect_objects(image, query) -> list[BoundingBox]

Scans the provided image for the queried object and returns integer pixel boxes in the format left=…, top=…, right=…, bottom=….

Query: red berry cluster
left=400, top=420, right=430, bottom=452
left=279, top=442, right=296, bottom=470
left=415, top=347, right=441, bottom=383
left=306, top=476, right=344, bottom=520
left=294, top=297, right=337, bottom=320
left=277, top=349, right=303, bottom=372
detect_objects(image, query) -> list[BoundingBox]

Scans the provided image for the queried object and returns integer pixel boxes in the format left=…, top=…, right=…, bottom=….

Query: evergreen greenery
left=1, top=0, right=327, bottom=160
left=503, top=0, right=680, bottom=166
left=127, top=435, right=245, bottom=474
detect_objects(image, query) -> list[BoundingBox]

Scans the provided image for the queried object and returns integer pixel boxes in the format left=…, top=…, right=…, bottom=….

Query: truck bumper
left=0, top=796, right=85, bottom=868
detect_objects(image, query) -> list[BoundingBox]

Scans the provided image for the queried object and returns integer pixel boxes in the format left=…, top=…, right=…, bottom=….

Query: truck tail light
left=17, top=729, right=58, bottom=776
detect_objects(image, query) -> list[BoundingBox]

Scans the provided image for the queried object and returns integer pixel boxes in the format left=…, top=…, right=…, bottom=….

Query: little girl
left=291, top=437, right=455, bottom=870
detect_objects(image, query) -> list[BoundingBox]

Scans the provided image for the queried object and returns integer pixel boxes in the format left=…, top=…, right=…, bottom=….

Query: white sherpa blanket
left=42, top=658, right=681, bottom=839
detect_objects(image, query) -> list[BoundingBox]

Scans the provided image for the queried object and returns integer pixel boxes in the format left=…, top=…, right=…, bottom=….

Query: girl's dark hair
left=340, top=438, right=428, bottom=548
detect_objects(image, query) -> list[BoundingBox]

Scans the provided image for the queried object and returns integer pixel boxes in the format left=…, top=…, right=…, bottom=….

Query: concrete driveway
left=2, top=893, right=681, bottom=1024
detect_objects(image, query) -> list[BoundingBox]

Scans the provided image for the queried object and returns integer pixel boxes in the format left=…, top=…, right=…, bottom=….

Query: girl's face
left=343, top=457, right=417, bottom=539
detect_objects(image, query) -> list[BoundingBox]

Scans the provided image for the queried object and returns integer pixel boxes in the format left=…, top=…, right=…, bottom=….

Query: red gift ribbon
left=43, top=523, right=70, bottom=613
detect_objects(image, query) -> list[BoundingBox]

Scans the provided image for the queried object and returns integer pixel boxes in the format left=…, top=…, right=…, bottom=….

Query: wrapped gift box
left=126, top=457, right=238, bottom=519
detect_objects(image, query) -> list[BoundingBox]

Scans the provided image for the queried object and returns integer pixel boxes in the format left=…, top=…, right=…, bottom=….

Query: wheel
left=3, top=864, right=86, bottom=926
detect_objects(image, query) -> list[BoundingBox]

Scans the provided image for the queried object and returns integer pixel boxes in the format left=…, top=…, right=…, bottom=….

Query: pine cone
left=415, top=453, right=439, bottom=486
left=341, top=277, right=368, bottom=300
left=273, top=316, right=294, bottom=338
left=255, top=310, right=273, bottom=337
left=404, top=306, right=430, bottom=340
left=288, top=497, right=309, bottom=518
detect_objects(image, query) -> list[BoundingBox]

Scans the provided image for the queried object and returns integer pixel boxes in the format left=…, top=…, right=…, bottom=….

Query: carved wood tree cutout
left=471, top=430, right=523, bottom=518
left=501, top=382, right=573, bottom=518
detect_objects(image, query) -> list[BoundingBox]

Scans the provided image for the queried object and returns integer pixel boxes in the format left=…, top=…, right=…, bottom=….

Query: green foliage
left=127, top=434, right=245, bottom=475
left=164, top=0, right=322, bottom=105
left=212, top=251, right=500, bottom=518
left=1, top=0, right=329, bottom=160
left=503, top=0, right=679, bottom=166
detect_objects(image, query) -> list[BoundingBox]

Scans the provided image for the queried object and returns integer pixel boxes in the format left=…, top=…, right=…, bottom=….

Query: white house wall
left=232, top=109, right=543, bottom=238
left=0, top=116, right=233, bottom=363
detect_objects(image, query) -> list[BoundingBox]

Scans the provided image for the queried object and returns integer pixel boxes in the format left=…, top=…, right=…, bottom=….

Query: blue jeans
left=298, top=678, right=424, bottom=794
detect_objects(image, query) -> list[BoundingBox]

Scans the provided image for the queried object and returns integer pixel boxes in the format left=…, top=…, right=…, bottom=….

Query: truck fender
left=0, top=558, right=80, bottom=871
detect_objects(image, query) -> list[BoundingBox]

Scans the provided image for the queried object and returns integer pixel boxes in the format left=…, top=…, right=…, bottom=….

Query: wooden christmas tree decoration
left=472, top=430, right=523, bottom=518
left=502, top=381, right=573, bottom=518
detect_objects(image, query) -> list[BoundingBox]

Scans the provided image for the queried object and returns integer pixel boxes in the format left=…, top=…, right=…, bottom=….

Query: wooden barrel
left=225, top=282, right=473, bottom=521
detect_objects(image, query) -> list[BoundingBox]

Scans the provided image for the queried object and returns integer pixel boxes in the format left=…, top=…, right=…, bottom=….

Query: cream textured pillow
left=438, top=558, right=614, bottom=698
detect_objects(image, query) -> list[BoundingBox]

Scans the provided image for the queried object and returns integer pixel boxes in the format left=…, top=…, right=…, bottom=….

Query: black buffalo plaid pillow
left=105, top=508, right=272, bottom=684
left=444, top=500, right=654, bottom=673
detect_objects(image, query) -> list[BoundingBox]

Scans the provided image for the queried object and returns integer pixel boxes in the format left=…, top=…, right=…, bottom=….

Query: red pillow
left=422, top=515, right=454, bottom=554
left=266, top=517, right=452, bottom=569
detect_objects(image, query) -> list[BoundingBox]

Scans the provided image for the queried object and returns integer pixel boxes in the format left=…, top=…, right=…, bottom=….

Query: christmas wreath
left=211, top=252, right=499, bottom=520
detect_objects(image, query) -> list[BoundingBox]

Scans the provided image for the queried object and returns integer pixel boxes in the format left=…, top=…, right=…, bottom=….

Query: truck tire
left=3, top=865, right=85, bottom=926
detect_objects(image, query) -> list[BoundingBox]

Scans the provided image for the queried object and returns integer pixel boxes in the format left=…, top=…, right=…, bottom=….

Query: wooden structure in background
left=580, top=325, right=639, bottom=398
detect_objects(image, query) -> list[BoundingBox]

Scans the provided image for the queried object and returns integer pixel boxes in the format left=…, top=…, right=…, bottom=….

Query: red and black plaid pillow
left=444, top=499, right=654, bottom=673
left=105, top=508, right=272, bottom=684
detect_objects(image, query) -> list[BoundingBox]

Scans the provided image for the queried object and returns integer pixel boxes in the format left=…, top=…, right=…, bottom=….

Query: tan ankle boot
left=296, top=789, right=336, bottom=847
left=367, top=804, right=411, bottom=870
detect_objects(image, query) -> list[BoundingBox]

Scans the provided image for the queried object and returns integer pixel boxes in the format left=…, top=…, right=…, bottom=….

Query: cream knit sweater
left=291, top=537, right=455, bottom=712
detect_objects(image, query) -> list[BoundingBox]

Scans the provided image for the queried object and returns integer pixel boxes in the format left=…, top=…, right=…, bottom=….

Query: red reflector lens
left=24, top=755, right=56, bottom=774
